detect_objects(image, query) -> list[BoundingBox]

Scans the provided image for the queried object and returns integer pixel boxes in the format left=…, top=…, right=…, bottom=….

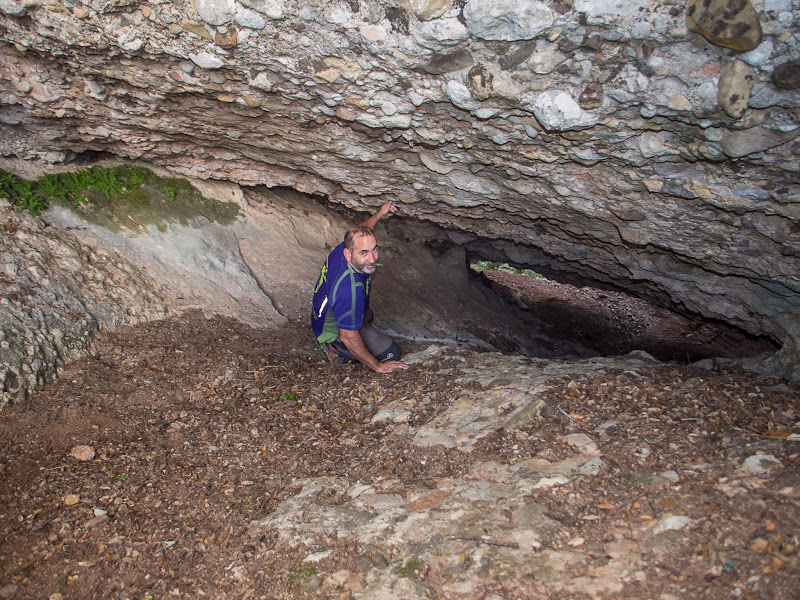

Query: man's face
left=345, top=234, right=379, bottom=274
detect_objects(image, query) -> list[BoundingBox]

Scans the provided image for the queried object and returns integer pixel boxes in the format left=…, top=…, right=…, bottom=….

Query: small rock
left=651, top=515, right=693, bottom=535
left=412, top=426, right=456, bottom=448
left=63, top=494, right=80, bottom=506
left=444, top=80, right=481, bottom=111
left=558, top=433, right=600, bottom=456
left=70, top=445, right=95, bottom=461
left=577, top=457, right=605, bottom=475
left=464, top=0, right=554, bottom=41
left=595, top=420, right=619, bottom=435
left=0, top=585, right=18, bottom=600
left=718, top=60, right=755, bottom=118
left=686, top=0, right=762, bottom=51
left=215, top=28, right=238, bottom=48
left=667, top=94, right=691, bottom=111
left=577, top=82, right=603, bottom=110
left=567, top=536, right=585, bottom=547
left=181, top=19, right=214, bottom=40
left=189, top=52, right=225, bottom=70
left=421, top=49, right=474, bottom=75
left=531, top=475, right=569, bottom=489
left=772, top=59, right=800, bottom=90
left=740, top=453, right=781, bottom=475
left=236, top=5, right=266, bottom=29
left=720, top=126, right=800, bottom=158
left=194, top=0, right=236, bottom=26
left=531, top=90, right=597, bottom=131
left=466, top=64, right=519, bottom=101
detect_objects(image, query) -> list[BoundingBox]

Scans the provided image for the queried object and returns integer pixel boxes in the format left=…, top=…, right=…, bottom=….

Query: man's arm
left=339, top=328, right=408, bottom=373
left=358, top=200, right=397, bottom=231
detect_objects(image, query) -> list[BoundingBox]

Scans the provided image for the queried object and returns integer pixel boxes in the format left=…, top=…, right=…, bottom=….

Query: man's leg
left=322, top=323, right=401, bottom=365
left=359, top=323, right=402, bottom=362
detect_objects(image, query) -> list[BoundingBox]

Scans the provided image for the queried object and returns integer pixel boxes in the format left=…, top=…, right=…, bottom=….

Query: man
left=312, top=201, right=409, bottom=373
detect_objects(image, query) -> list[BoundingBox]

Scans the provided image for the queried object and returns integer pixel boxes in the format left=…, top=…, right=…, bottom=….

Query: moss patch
left=1, top=165, right=240, bottom=232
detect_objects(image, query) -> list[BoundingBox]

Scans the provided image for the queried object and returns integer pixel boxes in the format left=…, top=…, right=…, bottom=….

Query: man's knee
left=376, top=340, right=402, bottom=362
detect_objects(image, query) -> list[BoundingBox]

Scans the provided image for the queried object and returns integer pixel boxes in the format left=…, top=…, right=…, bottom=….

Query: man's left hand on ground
left=376, top=360, right=409, bottom=373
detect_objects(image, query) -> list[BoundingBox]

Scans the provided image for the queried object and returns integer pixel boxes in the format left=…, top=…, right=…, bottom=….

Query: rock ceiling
left=0, top=0, right=798, bottom=377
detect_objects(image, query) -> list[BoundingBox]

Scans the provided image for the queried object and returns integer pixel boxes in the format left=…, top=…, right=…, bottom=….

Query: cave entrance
left=466, top=256, right=778, bottom=365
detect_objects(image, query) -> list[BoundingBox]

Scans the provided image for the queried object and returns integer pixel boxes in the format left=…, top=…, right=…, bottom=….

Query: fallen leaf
left=750, top=538, right=768, bottom=553
left=768, top=430, right=791, bottom=438
left=597, top=502, right=615, bottom=510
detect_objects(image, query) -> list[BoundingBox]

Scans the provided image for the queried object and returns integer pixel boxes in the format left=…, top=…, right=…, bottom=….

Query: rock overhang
left=0, top=0, right=797, bottom=377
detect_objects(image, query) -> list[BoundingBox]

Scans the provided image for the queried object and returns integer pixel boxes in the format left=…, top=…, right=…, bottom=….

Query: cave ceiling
left=0, top=0, right=798, bottom=376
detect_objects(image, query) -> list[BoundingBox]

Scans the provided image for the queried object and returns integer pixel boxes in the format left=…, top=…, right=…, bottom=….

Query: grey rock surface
left=0, top=198, right=167, bottom=405
left=0, top=0, right=797, bottom=377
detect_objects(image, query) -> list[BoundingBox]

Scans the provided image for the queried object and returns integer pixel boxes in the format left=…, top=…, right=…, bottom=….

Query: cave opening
left=321, top=198, right=779, bottom=367
left=460, top=249, right=779, bottom=365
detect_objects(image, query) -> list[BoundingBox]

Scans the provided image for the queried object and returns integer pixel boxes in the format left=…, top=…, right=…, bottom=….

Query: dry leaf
left=768, top=430, right=791, bottom=438
left=750, top=538, right=768, bottom=553
left=766, top=521, right=776, bottom=531
left=597, top=502, right=615, bottom=510
left=771, top=555, right=786, bottom=570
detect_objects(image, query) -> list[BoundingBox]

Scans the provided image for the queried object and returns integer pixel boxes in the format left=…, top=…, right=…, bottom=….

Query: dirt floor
left=1, top=279, right=798, bottom=599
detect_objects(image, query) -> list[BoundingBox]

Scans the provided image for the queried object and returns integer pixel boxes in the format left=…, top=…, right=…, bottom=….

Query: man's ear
left=343, top=246, right=352, bottom=264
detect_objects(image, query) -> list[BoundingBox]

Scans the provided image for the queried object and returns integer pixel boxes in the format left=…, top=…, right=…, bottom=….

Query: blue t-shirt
left=311, top=243, right=371, bottom=343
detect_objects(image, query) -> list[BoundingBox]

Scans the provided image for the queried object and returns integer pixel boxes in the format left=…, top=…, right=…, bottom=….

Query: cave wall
left=0, top=0, right=798, bottom=377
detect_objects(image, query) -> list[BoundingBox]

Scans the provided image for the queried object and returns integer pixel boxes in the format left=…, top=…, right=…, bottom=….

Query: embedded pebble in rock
left=466, top=64, right=520, bottom=101
left=686, top=0, right=763, bottom=51
left=531, top=90, right=597, bottom=131
left=189, top=52, right=225, bottom=69
left=577, top=82, right=604, bottom=110
left=772, top=58, right=800, bottom=90
left=464, top=0, right=554, bottom=41
left=194, top=0, right=237, bottom=26
left=718, top=59, right=756, bottom=118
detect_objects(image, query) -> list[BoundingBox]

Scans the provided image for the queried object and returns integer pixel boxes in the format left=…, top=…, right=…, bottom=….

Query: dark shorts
left=321, top=322, right=402, bottom=365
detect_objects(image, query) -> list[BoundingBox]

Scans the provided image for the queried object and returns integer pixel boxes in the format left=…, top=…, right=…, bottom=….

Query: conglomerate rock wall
left=0, top=0, right=798, bottom=376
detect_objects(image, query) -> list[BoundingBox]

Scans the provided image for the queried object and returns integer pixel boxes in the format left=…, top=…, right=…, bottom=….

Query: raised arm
left=358, top=200, right=398, bottom=231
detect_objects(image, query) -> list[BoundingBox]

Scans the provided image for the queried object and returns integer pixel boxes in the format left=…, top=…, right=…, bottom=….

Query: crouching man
left=311, top=201, right=409, bottom=373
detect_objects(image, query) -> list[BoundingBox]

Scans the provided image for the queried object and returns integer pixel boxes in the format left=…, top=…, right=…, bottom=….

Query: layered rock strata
left=0, top=0, right=798, bottom=376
